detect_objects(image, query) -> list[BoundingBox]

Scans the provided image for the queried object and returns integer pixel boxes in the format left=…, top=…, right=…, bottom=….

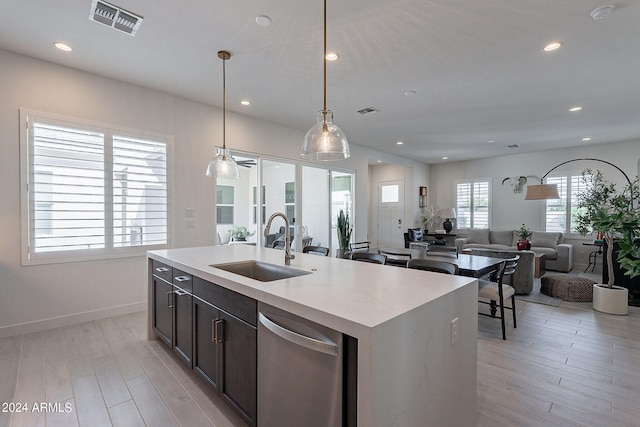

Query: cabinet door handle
left=174, top=275, right=191, bottom=283
left=155, top=267, right=169, bottom=273
left=167, top=291, right=174, bottom=308
left=211, top=319, right=224, bottom=343
left=174, top=288, right=188, bottom=296
left=215, top=319, right=224, bottom=344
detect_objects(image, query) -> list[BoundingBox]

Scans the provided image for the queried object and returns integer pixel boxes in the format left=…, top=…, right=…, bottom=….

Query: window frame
left=20, top=109, right=173, bottom=265
left=454, top=178, right=492, bottom=230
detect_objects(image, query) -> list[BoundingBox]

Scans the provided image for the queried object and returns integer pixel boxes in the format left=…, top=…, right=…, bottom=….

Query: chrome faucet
left=264, top=212, right=295, bottom=265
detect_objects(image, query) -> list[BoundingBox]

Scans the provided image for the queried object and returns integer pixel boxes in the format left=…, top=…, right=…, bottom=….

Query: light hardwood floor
left=1, top=301, right=639, bottom=426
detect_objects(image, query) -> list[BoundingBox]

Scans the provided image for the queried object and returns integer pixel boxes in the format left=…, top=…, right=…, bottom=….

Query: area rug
left=515, top=278, right=561, bottom=306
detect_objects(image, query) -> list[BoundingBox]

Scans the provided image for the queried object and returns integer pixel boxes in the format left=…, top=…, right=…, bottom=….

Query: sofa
left=465, top=248, right=534, bottom=294
left=455, top=229, right=573, bottom=273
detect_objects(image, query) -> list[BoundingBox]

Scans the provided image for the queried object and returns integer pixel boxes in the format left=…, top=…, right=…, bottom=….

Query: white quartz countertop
left=148, top=245, right=475, bottom=337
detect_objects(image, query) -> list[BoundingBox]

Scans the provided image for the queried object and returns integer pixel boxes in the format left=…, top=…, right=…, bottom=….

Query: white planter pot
left=592, top=284, right=628, bottom=315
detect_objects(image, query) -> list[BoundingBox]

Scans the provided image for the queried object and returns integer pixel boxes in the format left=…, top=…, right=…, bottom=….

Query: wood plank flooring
left=1, top=301, right=638, bottom=426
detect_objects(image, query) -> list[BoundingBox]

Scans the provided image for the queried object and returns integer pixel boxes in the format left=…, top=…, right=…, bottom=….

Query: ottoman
left=540, top=275, right=596, bottom=302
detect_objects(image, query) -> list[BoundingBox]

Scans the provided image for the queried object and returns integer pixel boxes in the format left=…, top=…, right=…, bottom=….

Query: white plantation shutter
left=544, top=174, right=590, bottom=233
left=456, top=180, right=491, bottom=229
left=31, top=122, right=106, bottom=253
left=23, top=111, right=170, bottom=264
left=113, top=136, right=167, bottom=247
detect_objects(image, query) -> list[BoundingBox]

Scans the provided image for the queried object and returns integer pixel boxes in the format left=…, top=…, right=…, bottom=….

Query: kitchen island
left=147, top=245, right=478, bottom=426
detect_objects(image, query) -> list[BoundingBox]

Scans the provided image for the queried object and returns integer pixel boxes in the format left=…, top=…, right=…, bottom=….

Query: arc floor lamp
left=525, top=158, right=633, bottom=201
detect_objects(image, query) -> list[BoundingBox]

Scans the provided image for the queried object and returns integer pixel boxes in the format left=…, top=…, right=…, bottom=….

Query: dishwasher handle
left=259, top=312, right=338, bottom=357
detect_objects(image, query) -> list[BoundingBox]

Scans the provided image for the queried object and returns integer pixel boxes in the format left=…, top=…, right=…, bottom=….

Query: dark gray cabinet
left=152, top=261, right=173, bottom=346
left=193, top=277, right=257, bottom=426
left=172, top=270, right=193, bottom=366
left=152, top=261, right=193, bottom=366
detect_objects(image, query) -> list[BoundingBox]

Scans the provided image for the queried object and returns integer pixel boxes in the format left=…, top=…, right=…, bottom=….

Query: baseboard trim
left=0, top=301, right=147, bottom=339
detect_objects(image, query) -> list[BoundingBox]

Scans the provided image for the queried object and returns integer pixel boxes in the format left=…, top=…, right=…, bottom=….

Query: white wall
left=429, top=141, right=640, bottom=270
left=0, top=49, right=429, bottom=337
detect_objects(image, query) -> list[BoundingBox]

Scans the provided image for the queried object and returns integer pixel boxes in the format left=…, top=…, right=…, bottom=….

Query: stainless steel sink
left=210, top=260, right=311, bottom=282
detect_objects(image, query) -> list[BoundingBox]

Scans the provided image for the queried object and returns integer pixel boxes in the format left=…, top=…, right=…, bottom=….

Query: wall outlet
left=186, top=220, right=195, bottom=229
left=185, top=208, right=195, bottom=217
left=450, top=317, right=459, bottom=345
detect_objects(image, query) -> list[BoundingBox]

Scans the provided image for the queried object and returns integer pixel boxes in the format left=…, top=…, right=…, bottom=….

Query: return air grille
left=357, top=107, right=380, bottom=115
left=89, top=0, right=143, bottom=36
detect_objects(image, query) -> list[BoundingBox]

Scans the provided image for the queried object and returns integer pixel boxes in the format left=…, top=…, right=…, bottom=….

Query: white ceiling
left=1, top=0, right=638, bottom=164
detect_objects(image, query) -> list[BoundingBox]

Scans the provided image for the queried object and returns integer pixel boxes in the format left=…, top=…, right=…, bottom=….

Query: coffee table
left=534, top=253, right=546, bottom=278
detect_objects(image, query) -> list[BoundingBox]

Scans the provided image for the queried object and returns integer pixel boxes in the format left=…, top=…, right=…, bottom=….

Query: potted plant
left=574, top=169, right=640, bottom=315
left=514, top=224, right=532, bottom=250
left=421, top=206, right=439, bottom=234
left=336, top=209, right=352, bottom=258
left=229, top=225, right=255, bottom=242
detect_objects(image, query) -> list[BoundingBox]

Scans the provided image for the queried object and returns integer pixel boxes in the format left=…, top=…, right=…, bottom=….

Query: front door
left=377, top=180, right=404, bottom=249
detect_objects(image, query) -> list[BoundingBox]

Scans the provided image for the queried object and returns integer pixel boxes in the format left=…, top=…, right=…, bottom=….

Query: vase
left=516, top=239, right=531, bottom=251
left=336, top=248, right=349, bottom=258
left=593, top=284, right=628, bottom=315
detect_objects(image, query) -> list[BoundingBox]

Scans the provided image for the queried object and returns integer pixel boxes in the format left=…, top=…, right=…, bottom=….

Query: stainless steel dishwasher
left=258, top=302, right=343, bottom=427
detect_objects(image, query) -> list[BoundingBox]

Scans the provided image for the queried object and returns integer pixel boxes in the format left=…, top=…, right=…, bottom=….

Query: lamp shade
left=206, top=147, right=240, bottom=179
left=301, top=110, right=350, bottom=161
left=525, top=184, right=560, bottom=200
left=436, top=208, right=456, bottom=219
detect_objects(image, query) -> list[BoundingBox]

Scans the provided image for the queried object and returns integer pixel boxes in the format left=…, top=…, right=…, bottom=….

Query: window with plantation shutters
left=544, top=173, right=590, bottom=233
left=21, top=110, right=170, bottom=264
left=455, top=179, right=491, bottom=229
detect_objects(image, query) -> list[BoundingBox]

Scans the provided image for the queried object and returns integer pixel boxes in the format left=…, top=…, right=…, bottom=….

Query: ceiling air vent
left=89, top=0, right=143, bottom=36
left=357, top=107, right=380, bottom=115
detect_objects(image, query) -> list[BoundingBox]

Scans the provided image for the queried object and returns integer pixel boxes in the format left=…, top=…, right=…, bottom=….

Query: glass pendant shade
left=206, top=147, right=240, bottom=179
left=301, top=110, right=350, bottom=161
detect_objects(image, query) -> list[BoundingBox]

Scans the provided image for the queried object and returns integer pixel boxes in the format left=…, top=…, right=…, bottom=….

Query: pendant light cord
left=222, top=54, right=226, bottom=152
left=323, top=0, right=327, bottom=112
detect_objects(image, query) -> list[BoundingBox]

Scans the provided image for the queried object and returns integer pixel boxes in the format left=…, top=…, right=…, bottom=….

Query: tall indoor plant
left=574, top=169, right=640, bottom=314
left=336, top=209, right=352, bottom=258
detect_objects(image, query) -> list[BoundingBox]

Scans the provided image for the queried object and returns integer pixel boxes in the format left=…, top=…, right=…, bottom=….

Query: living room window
left=20, top=110, right=170, bottom=265
left=455, top=179, right=490, bottom=229
left=544, top=174, right=590, bottom=233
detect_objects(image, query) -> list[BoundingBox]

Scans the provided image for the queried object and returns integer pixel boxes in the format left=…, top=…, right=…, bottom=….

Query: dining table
left=377, top=247, right=504, bottom=278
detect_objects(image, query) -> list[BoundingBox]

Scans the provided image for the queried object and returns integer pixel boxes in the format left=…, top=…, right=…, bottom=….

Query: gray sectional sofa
left=455, top=229, right=573, bottom=273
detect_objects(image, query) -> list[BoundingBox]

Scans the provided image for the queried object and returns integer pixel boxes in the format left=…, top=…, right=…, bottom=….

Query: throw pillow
left=530, top=232, right=561, bottom=248
left=467, top=228, right=490, bottom=245
left=408, top=228, right=423, bottom=242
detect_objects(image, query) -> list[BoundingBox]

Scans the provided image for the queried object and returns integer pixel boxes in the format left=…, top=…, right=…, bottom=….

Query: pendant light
left=206, top=50, right=240, bottom=179
left=300, top=0, right=350, bottom=161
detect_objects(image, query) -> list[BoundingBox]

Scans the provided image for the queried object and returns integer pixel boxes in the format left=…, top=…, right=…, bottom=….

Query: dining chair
left=477, top=255, right=519, bottom=340
left=406, top=259, right=459, bottom=275
left=350, top=252, right=387, bottom=265
left=427, top=245, right=459, bottom=257
left=302, top=245, right=330, bottom=256
left=378, top=249, right=411, bottom=267
left=349, top=241, right=371, bottom=252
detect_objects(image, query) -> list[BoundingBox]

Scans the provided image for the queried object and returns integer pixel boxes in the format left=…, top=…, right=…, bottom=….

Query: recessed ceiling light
left=241, top=100, right=251, bottom=106
left=582, top=137, right=591, bottom=141
left=54, top=42, right=72, bottom=52
left=569, top=106, right=583, bottom=112
left=591, top=5, right=614, bottom=20
left=404, top=90, right=417, bottom=96
left=377, top=160, right=382, bottom=163
left=326, top=52, right=339, bottom=61
left=442, top=157, right=448, bottom=160
left=487, top=140, right=495, bottom=143
left=255, top=15, right=272, bottom=26
left=396, top=141, right=403, bottom=145
left=543, top=41, right=563, bottom=52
